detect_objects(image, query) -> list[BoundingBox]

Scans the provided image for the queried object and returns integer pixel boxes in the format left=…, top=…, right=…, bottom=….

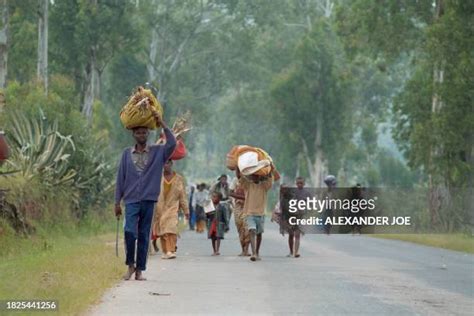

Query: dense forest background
left=0, top=0, right=472, bottom=233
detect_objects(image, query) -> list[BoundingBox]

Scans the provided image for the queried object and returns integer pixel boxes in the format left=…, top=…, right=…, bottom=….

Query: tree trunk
left=469, top=139, right=474, bottom=235
left=295, top=153, right=301, bottom=178
left=428, top=64, right=444, bottom=226
left=301, top=122, right=328, bottom=188
left=301, top=138, right=316, bottom=186
left=82, top=47, right=97, bottom=122
left=324, top=0, right=334, bottom=18
left=94, top=67, right=101, bottom=100
left=317, top=0, right=334, bottom=18
left=0, top=0, right=8, bottom=90
left=147, top=27, right=158, bottom=83
left=146, top=0, right=160, bottom=78
left=37, top=0, right=48, bottom=95
left=313, top=151, right=327, bottom=187
left=428, top=0, right=445, bottom=226
left=313, top=113, right=327, bottom=187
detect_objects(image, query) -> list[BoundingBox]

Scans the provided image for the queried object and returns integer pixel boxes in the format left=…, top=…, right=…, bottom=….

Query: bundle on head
left=226, top=145, right=253, bottom=170
left=120, top=86, right=163, bottom=130
left=226, top=145, right=280, bottom=181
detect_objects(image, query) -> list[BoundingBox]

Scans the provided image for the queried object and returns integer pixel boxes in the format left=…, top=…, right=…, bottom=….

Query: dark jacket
left=115, top=128, right=176, bottom=204
left=206, top=203, right=228, bottom=239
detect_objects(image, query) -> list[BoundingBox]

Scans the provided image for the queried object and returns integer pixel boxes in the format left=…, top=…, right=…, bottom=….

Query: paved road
left=88, top=219, right=474, bottom=315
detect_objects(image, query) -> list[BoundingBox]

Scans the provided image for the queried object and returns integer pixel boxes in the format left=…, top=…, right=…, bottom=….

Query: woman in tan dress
left=152, top=160, right=189, bottom=259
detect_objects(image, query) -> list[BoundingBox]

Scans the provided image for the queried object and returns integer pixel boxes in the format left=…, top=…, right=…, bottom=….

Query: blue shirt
left=115, top=128, right=176, bottom=204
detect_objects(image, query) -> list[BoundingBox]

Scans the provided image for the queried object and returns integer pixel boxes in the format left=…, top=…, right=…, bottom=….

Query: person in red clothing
left=206, top=192, right=229, bottom=256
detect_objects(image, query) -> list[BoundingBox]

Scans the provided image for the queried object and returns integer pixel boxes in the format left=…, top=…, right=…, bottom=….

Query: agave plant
left=5, top=112, right=77, bottom=187
left=0, top=170, right=20, bottom=176
left=71, top=144, right=115, bottom=215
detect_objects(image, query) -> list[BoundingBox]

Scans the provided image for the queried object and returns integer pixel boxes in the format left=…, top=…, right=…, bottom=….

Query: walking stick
left=116, top=215, right=120, bottom=257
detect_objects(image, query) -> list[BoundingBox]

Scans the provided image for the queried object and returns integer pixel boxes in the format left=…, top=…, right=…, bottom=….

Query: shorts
left=246, top=215, right=265, bottom=234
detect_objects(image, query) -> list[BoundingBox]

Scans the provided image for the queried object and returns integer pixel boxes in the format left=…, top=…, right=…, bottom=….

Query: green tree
left=50, top=0, right=138, bottom=121
left=337, top=0, right=474, bottom=227
left=271, top=21, right=352, bottom=185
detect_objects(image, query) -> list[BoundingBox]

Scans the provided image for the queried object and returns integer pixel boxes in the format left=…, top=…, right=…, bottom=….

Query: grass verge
left=0, top=215, right=191, bottom=315
left=371, top=233, right=474, bottom=254
left=0, top=223, right=123, bottom=316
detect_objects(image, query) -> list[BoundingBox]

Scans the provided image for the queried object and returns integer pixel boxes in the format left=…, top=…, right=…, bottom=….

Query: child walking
left=207, top=192, right=229, bottom=255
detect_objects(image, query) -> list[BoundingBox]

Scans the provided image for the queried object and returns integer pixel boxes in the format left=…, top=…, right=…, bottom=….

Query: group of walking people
left=192, top=171, right=274, bottom=260
left=114, top=116, right=318, bottom=281
left=152, top=169, right=273, bottom=261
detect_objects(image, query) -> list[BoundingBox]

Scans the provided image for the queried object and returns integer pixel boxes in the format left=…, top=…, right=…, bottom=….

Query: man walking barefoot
left=115, top=113, right=176, bottom=281
left=240, top=173, right=273, bottom=261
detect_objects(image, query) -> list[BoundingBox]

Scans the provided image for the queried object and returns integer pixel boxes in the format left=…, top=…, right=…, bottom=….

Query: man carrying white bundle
left=237, top=151, right=274, bottom=262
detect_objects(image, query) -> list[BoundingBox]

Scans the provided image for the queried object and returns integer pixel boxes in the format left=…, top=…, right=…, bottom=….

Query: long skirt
left=160, top=233, right=177, bottom=253
left=234, top=209, right=250, bottom=247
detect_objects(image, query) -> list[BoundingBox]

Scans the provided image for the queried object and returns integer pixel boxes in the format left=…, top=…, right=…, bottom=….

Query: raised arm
left=162, top=127, right=177, bottom=162
left=151, top=112, right=176, bottom=162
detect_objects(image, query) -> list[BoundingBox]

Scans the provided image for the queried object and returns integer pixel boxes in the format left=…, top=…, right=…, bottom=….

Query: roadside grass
left=371, top=233, right=474, bottom=254
left=0, top=214, right=193, bottom=315
left=0, top=217, right=123, bottom=316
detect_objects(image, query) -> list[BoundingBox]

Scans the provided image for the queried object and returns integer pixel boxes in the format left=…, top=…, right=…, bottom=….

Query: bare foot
left=123, top=266, right=135, bottom=280
left=295, top=254, right=300, bottom=258
left=250, top=255, right=256, bottom=261
left=135, top=270, right=147, bottom=281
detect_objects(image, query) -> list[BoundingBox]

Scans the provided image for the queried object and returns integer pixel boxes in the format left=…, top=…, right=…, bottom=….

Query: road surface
left=88, top=220, right=474, bottom=315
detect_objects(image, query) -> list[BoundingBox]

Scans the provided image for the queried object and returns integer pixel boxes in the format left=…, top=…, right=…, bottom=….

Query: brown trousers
left=160, top=233, right=177, bottom=253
